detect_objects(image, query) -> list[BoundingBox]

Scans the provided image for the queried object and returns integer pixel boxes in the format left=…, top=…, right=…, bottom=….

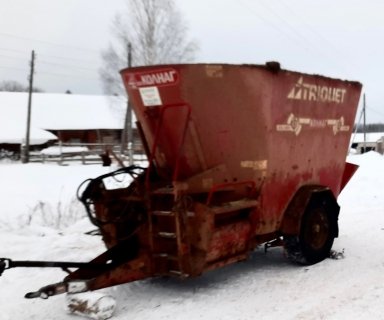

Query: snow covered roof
left=0, top=92, right=129, bottom=144
left=0, top=125, right=56, bottom=145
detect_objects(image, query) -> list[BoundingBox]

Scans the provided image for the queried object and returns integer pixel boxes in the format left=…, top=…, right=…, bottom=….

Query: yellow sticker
left=241, top=160, right=268, bottom=170
left=206, top=65, right=223, bottom=78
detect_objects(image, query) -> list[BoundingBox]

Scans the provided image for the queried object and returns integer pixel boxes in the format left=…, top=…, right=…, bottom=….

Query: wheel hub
left=305, top=209, right=329, bottom=251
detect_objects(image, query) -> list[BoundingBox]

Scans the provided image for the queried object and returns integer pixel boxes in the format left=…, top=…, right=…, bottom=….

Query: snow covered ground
left=1, top=152, right=384, bottom=320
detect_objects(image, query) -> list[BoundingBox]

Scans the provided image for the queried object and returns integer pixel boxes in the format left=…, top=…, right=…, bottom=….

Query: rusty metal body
left=76, top=63, right=361, bottom=287
left=7, top=63, right=362, bottom=298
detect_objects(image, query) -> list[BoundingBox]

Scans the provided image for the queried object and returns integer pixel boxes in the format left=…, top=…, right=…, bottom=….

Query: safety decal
left=276, top=113, right=350, bottom=135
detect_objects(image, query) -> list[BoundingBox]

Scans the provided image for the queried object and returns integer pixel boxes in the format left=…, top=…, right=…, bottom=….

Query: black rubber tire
left=284, top=200, right=337, bottom=265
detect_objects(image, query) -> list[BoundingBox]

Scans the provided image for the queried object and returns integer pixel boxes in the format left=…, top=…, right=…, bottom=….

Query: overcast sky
left=1, top=0, right=384, bottom=122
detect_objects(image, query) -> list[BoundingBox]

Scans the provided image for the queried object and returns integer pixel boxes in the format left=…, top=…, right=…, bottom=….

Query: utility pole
left=127, top=43, right=133, bottom=165
left=121, top=42, right=133, bottom=165
left=363, top=93, right=366, bottom=153
left=23, top=50, right=35, bottom=163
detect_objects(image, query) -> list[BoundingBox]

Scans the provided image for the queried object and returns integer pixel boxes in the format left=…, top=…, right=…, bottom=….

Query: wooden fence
left=29, top=142, right=146, bottom=166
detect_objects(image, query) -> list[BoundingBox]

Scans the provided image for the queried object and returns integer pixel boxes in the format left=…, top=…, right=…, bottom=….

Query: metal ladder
left=150, top=196, right=189, bottom=277
left=145, top=103, right=191, bottom=277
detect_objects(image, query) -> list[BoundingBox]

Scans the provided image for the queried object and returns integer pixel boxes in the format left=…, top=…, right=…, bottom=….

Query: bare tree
left=100, top=0, right=198, bottom=95
left=0, top=80, right=44, bottom=92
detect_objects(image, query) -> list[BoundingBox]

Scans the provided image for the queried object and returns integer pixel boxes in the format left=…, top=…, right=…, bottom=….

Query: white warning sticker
left=139, top=86, right=162, bottom=107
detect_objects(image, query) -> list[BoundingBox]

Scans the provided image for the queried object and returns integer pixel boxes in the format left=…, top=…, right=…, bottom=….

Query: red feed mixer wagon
left=1, top=62, right=362, bottom=300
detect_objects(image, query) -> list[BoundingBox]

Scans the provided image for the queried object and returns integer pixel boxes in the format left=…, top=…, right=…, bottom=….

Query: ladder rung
left=211, top=199, right=258, bottom=215
left=153, top=253, right=178, bottom=260
left=157, top=232, right=177, bottom=239
left=169, top=270, right=189, bottom=277
left=151, top=187, right=174, bottom=195
left=152, top=210, right=174, bottom=216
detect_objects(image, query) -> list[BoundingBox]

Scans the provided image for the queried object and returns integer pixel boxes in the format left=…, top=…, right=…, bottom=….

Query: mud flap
left=340, top=162, right=359, bottom=192
left=66, top=292, right=116, bottom=320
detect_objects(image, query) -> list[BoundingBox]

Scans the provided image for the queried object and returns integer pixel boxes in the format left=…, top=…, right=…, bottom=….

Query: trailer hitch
left=24, top=281, right=68, bottom=299
left=0, top=258, right=112, bottom=299
left=24, top=278, right=101, bottom=299
left=0, top=258, right=110, bottom=275
left=0, top=258, right=8, bottom=276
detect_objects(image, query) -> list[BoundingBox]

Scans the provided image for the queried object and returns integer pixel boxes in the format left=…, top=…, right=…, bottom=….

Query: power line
left=0, top=53, right=27, bottom=61
left=36, top=70, right=97, bottom=81
left=0, top=46, right=100, bottom=66
left=0, top=65, right=28, bottom=72
left=234, top=0, right=351, bottom=75
left=0, top=51, right=101, bottom=85
left=38, top=60, right=98, bottom=73
left=0, top=48, right=103, bottom=92
left=0, top=63, right=97, bottom=81
left=39, top=53, right=100, bottom=65
left=368, top=106, right=384, bottom=118
left=0, top=50, right=101, bottom=79
left=275, top=0, right=360, bottom=73
left=275, top=0, right=337, bottom=47
left=258, top=0, right=319, bottom=47
left=0, top=32, right=101, bottom=54
left=0, top=47, right=29, bottom=55
left=0, top=51, right=100, bottom=74
left=256, top=0, right=350, bottom=74
left=236, top=0, right=306, bottom=48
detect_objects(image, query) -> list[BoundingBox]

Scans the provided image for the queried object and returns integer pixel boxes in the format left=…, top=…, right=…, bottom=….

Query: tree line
left=354, top=123, right=384, bottom=133
left=0, top=80, right=43, bottom=93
